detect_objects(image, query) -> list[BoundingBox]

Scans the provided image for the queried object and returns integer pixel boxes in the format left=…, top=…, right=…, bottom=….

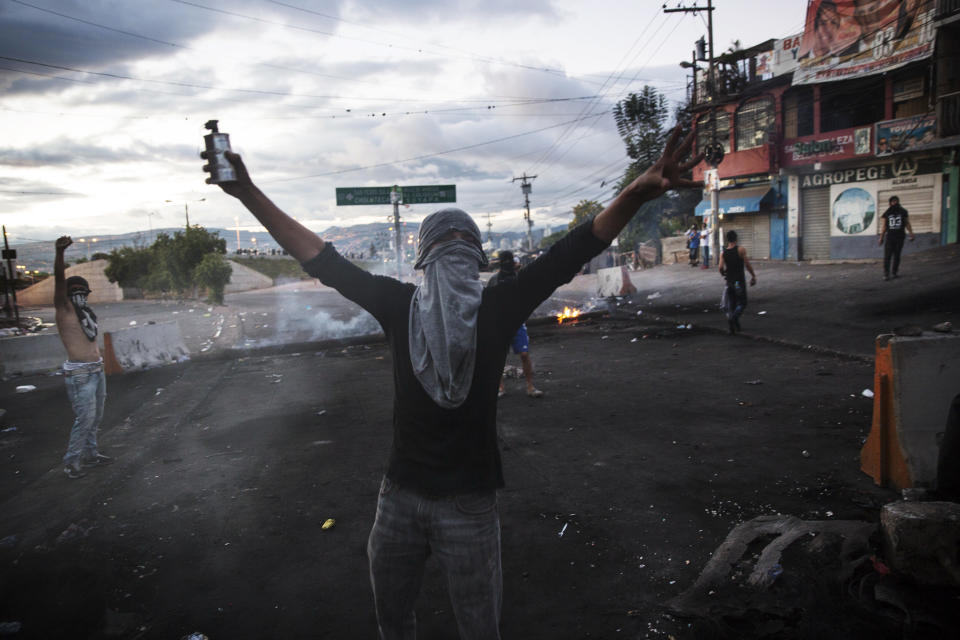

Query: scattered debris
left=932, top=321, right=953, bottom=333
left=316, top=410, right=327, bottom=416
left=647, top=292, right=662, bottom=300
left=56, top=522, right=93, bottom=546
left=15, top=385, right=36, bottom=393
left=861, top=389, right=874, bottom=398
left=0, top=622, right=22, bottom=635
left=322, top=518, right=336, bottom=530
left=745, top=380, right=762, bottom=385
left=801, top=450, right=811, bottom=458
left=558, top=523, right=568, bottom=538
left=757, top=311, right=767, bottom=315
left=128, top=320, right=137, bottom=326
left=180, top=633, right=209, bottom=640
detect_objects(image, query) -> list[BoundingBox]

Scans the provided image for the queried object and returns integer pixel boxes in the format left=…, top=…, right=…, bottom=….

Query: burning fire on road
left=556, top=306, right=582, bottom=324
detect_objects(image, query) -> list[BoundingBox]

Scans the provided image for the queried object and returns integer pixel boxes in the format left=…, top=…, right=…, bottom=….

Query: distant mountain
left=9, top=222, right=543, bottom=272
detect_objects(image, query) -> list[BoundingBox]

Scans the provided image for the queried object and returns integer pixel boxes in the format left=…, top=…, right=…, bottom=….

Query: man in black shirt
left=204, top=126, right=700, bottom=638
left=878, top=195, right=915, bottom=280
left=718, top=230, right=757, bottom=335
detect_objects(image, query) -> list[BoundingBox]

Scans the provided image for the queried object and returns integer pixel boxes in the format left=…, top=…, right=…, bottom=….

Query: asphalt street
left=1, top=245, right=958, bottom=639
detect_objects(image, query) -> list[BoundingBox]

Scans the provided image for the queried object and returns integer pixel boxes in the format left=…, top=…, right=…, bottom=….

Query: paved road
left=1, top=246, right=958, bottom=639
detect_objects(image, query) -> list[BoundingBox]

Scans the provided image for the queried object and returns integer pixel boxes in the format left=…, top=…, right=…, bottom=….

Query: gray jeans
left=62, top=362, right=106, bottom=465
left=367, top=476, right=502, bottom=640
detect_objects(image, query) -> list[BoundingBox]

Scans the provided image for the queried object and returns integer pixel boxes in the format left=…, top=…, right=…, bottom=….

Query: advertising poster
left=875, top=114, right=937, bottom=156
left=794, top=0, right=935, bottom=85
left=830, top=184, right=876, bottom=236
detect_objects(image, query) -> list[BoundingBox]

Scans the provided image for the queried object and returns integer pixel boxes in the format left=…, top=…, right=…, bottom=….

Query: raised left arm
left=592, top=125, right=703, bottom=243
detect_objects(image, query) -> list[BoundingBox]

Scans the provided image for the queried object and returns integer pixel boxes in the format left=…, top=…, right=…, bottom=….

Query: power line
left=262, top=115, right=603, bottom=184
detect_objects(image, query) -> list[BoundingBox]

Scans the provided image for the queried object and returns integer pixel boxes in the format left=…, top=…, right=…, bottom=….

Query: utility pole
left=664, top=0, right=722, bottom=265
left=2, top=226, right=20, bottom=325
left=390, top=185, right=403, bottom=279
left=512, top=174, right=537, bottom=251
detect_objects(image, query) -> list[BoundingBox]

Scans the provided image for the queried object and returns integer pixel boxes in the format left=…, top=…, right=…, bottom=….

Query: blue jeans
left=367, top=477, right=502, bottom=640
left=723, top=280, right=747, bottom=322
left=62, top=362, right=106, bottom=465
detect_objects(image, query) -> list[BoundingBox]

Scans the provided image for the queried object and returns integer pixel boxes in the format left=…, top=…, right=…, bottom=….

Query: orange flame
left=556, top=306, right=582, bottom=324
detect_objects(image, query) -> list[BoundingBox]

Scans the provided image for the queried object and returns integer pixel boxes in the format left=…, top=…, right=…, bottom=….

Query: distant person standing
left=699, top=222, right=711, bottom=269
left=718, top=230, right=756, bottom=335
left=487, top=251, right=543, bottom=398
left=878, top=195, right=915, bottom=281
left=686, top=225, right=700, bottom=266
left=54, top=237, right=112, bottom=479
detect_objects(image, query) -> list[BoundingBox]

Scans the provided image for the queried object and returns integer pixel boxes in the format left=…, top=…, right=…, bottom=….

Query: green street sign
left=336, top=185, right=456, bottom=206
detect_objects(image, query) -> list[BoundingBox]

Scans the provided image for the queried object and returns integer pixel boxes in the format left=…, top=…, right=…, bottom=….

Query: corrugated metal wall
left=801, top=187, right=831, bottom=260
left=878, top=187, right=935, bottom=233
left=721, top=213, right=771, bottom=259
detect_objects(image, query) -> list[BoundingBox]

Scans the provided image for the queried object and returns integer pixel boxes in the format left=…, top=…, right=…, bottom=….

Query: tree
left=152, top=226, right=227, bottom=294
left=612, top=87, right=701, bottom=252
left=568, top=200, right=604, bottom=231
left=104, top=245, right=154, bottom=289
left=194, top=252, right=233, bottom=305
left=105, top=225, right=228, bottom=297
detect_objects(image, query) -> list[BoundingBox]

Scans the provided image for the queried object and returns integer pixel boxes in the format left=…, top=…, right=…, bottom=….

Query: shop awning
left=694, top=185, right=786, bottom=216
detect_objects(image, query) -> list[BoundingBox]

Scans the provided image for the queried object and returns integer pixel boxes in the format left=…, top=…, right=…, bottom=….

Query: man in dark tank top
left=718, top=230, right=756, bottom=335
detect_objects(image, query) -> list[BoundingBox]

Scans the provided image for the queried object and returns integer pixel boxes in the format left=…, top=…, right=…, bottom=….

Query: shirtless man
left=55, top=236, right=112, bottom=479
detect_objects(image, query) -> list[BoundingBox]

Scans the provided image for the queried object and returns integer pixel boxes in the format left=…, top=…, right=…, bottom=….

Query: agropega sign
left=798, top=156, right=941, bottom=188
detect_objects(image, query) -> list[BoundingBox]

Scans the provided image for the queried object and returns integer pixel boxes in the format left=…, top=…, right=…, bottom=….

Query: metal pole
left=3, top=226, right=20, bottom=326
left=707, top=0, right=720, bottom=263
left=391, top=186, right=402, bottom=279
left=524, top=193, right=533, bottom=251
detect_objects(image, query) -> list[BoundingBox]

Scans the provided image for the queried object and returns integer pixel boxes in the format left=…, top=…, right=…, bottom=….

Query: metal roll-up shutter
left=801, top=187, right=831, bottom=260
left=752, top=212, right=771, bottom=259
left=721, top=216, right=752, bottom=255
left=721, top=213, right=770, bottom=259
left=878, top=187, right=934, bottom=234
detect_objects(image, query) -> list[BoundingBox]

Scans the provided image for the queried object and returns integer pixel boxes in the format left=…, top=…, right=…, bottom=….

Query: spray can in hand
left=201, top=119, right=236, bottom=184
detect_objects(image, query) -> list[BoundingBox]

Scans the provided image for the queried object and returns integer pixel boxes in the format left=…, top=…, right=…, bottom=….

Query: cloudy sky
left=1, top=0, right=808, bottom=244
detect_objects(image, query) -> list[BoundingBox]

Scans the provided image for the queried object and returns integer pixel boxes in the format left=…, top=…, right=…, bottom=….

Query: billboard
left=793, top=0, right=935, bottom=85
left=875, top=114, right=937, bottom=156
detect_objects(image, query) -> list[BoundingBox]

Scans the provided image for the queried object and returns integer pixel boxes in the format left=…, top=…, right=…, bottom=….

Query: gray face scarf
left=70, top=292, right=98, bottom=341
left=409, top=208, right=486, bottom=409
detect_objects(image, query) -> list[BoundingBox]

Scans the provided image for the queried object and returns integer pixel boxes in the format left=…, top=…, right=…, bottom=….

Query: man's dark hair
left=498, top=250, right=514, bottom=273
left=889, top=196, right=899, bottom=205
left=726, top=230, right=738, bottom=243
left=65, top=276, right=91, bottom=293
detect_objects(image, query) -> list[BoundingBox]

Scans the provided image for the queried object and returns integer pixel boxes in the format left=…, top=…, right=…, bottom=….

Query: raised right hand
left=55, top=236, right=72, bottom=251
left=202, top=150, right=253, bottom=199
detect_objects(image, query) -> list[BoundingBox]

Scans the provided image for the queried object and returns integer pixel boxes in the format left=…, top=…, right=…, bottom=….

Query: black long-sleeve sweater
left=301, top=220, right=607, bottom=495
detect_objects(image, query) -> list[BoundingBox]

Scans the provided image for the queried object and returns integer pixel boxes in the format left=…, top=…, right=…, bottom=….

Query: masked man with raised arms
left=203, top=126, right=700, bottom=639
left=54, top=236, right=112, bottom=479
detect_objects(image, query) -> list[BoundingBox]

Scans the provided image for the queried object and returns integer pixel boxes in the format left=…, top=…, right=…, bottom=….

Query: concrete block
left=862, top=333, right=960, bottom=489
left=596, top=266, right=636, bottom=297
left=0, top=333, right=71, bottom=377
left=103, top=322, right=189, bottom=374
left=881, top=501, right=960, bottom=587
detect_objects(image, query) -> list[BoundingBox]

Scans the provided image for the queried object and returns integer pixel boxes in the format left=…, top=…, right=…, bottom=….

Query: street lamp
left=76, top=237, right=98, bottom=260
